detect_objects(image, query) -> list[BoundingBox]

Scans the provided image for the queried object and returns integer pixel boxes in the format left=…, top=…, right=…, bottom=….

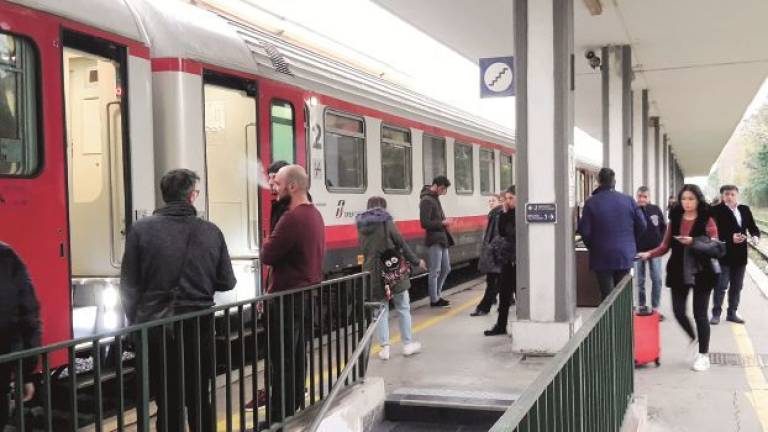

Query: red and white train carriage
left=0, top=0, right=597, bottom=364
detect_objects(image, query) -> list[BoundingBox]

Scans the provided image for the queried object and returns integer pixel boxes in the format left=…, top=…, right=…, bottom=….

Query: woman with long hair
left=356, top=196, right=427, bottom=360
left=638, top=184, right=719, bottom=371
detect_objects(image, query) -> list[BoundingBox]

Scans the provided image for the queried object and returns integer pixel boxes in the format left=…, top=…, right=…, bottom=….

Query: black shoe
left=710, top=315, right=720, bottom=325
left=484, top=326, right=507, bottom=336
left=658, top=313, right=665, bottom=322
left=470, top=309, right=489, bottom=317
left=430, top=298, right=451, bottom=308
left=726, top=314, right=745, bottom=324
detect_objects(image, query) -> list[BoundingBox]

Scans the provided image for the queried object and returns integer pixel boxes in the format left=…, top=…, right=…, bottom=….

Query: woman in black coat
left=485, top=186, right=517, bottom=336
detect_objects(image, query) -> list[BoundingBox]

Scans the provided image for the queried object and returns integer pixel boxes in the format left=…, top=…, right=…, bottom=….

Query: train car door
left=258, top=82, right=307, bottom=238
left=202, top=72, right=261, bottom=301
left=0, top=5, right=71, bottom=348
left=62, top=32, right=131, bottom=337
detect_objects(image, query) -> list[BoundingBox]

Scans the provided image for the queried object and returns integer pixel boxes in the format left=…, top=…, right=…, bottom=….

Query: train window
left=500, top=153, right=514, bottom=189
left=479, top=148, right=495, bottom=195
left=381, top=124, right=411, bottom=193
left=422, top=134, right=446, bottom=185
left=0, top=33, right=39, bottom=177
left=271, top=100, right=295, bottom=163
left=324, top=110, right=366, bottom=192
left=454, top=142, right=473, bottom=194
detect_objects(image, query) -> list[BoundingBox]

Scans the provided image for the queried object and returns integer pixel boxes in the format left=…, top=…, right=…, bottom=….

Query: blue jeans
left=635, top=258, right=662, bottom=308
left=428, top=245, right=451, bottom=302
left=377, top=291, right=413, bottom=345
left=712, top=263, right=746, bottom=318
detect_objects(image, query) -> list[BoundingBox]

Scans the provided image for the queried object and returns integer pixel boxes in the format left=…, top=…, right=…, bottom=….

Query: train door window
left=64, top=46, right=127, bottom=276
left=479, top=148, right=495, bottom=195
left=422, top=134, right=446, bottom=184
left=270, top=99, right=294, bottom=163
left=381, top=124, right=411, bottom=193
left=0, top=33, right=39, bottom=176
left=203, top=83, right=258, bottom=256
left=500, top=153, right=514, bottom=189
left=454, top=142, right=473, bottom=194
left=324, top=110, right=365, bottom=192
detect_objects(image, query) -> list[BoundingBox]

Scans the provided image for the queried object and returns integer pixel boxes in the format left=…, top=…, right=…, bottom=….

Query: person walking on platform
left=485, top=186, right=517, bottom=336
left=634, top=186, right=667, bottom=317
left=638, top=184, right=722, bottom=372
left=710, top=185, right=761, bottom=325
left=578, top=168, right=646, bottom=300
left=260, top=165, right=324, bottom=426
left=121, top=168, right=237, bottom=432
left=420, top=175, right=454, bottom=308
left=0, top=243, right=41, bottom=427
left=472, top=194, right=504, bottom=316
left=357, top=196, right=427, bottom=360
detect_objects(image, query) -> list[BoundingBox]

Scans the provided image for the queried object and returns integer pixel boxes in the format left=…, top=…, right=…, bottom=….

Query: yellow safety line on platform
left=731, top=323, right=768, bottom=431
left=371, top=293, right=484, bottom=355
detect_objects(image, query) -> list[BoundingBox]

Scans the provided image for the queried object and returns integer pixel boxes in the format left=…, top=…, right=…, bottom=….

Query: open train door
left=0, top=3, right=71, bottom=351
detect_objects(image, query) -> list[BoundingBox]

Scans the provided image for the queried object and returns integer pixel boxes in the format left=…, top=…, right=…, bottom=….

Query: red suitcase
left=633, top=309, right=661, bottom=367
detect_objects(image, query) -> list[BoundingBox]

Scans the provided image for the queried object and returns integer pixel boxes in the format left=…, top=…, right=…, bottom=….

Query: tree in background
left=743, top=104, right=768, bottom=207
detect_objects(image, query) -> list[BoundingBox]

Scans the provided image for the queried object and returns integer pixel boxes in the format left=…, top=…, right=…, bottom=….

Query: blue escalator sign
left=526, top=203, right=557, bottom=223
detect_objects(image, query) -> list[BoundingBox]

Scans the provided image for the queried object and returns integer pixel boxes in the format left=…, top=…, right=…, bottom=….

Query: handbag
left=379, top=222, right=412, bottom=288
left=489, top=236, right=515, bottom=267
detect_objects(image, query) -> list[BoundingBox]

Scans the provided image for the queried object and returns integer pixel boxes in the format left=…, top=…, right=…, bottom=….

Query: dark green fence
left=0, top=272, right=375, bottom=432
left=490, top=276, right=634, bottom=432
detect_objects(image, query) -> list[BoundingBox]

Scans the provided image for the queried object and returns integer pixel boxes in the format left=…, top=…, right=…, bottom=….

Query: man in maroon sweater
left=260, top=165, right=324, bottom=427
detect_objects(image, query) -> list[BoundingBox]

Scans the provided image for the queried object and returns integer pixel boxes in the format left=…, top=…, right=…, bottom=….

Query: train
left=0, top=0, right=599, bottom=365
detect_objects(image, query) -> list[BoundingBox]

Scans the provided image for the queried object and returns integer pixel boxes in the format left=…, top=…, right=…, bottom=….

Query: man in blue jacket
left=578, top=168, right=647, bottom=300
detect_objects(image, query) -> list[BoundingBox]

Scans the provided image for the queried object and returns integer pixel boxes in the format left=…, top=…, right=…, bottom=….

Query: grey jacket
left=356, top=208, right=420, bottom=301
left=120, top=202, right=237, bottom=324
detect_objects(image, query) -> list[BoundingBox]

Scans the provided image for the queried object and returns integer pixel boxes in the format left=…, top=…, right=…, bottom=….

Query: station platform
left=368, top=264, right=768, bottom=432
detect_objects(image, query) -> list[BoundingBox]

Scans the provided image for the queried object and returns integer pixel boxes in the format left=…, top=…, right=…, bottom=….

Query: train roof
left=132, top=0, right=516, bottom=149
left=9, top=0, right=149, bottom=46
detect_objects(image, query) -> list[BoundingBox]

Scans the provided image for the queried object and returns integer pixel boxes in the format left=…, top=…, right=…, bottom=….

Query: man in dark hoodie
left=420, top=175, right=454, bottom=307
left=0, top=243, right=40, bottom=426
left=634, top=186, right=666, bottom=316
left=120, top=168, right=236, bottom=432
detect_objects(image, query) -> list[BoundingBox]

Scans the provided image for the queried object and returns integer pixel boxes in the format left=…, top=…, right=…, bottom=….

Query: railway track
left=751, top=219, right=768, bottom=265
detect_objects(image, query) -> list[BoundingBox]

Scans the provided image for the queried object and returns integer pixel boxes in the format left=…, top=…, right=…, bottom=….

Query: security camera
left=585, top=50, right=601, bottom=70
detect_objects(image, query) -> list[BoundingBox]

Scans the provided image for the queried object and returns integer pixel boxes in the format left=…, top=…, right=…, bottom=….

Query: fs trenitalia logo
left=335, top=200, right=355, bottom=219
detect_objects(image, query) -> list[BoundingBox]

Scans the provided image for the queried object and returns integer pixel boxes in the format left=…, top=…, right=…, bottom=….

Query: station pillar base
left=510, top=315, right=583, bottom=355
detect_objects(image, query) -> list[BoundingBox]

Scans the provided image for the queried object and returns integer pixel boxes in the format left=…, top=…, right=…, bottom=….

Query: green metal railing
left=0, top=272, right=375, bottom=432
left=490, top=275, right=634, bottom=432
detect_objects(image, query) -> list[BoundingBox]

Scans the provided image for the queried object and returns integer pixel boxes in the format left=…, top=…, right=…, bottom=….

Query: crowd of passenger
left=0, top=161, right=762, bottom=428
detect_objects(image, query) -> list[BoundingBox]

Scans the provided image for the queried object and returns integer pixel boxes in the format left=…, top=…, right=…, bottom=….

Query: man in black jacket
left=420, top=175, right=454, bottom=308
left=121, top=168, right=236, bottom=431
left=710, top=185, right=761, bottom=325
left=0, top=243, right=40, bottom=426
left=634, top=186, right=667, bottom=316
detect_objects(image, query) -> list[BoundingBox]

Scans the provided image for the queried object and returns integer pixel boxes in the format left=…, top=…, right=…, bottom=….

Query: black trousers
left=267, top=294, right=308, bottom=425
left=148, top=316, right=215, bottom=432
left=476, top=273, right=500, bottom=313
left=595, top=270, right=630, bottom=300
left=712, top=263, right=746, bottom=318
left=494, top=263, right=517, bottom=331
left=671, top=282, right=713, bottom=354
left=0, top=363, right=9, bottom=428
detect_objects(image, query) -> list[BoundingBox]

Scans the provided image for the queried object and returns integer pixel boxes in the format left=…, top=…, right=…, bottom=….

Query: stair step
left=384, top=387, right=517, bottom=427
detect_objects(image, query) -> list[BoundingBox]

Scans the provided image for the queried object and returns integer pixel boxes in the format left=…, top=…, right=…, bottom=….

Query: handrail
left=0, top=272, right=369, bottom=363
left=490, top=275, right=634, bottom=431
left=307, top=302, right=387, bottom=432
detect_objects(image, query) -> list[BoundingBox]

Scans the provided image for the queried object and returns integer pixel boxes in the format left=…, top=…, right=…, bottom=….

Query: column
left=512, top=0, right=579, bottom=353
left=602, top=45, right=633, bottom=192
left=651, top=117, right=661, bottom=205
left=631, top=89, right=643, bottom=192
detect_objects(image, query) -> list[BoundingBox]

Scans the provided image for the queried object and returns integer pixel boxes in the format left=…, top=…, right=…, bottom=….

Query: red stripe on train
left=324, top=215, right=487, bottom=249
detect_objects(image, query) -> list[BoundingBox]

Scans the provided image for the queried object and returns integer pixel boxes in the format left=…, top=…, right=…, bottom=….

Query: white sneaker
left=691, top=353, right=710, bottom=372
left=378, top=345, right=390, bottom=360
left=403, top=342, right=422, bottom=357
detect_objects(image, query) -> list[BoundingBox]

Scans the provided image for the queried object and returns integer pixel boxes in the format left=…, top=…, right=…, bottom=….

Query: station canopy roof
left=373, top=0, right=768, bottom=176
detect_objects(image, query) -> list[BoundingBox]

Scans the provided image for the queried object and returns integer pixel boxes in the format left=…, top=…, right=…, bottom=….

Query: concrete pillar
left=651, top=117, right=661, bottom=205
left=512, top=0, right=579, bottom=353
left=631, top=90, right=644, bottom=193
left=602, top=45, right=633, bottom=192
